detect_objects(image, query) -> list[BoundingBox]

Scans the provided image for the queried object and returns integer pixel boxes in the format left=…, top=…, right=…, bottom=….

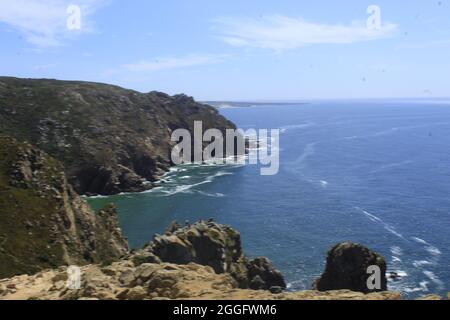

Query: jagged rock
left=269, top=286, right=284, bottom=294
left=0, top=136, right=128, bottom=278
left=150, top=221, right=244, bottom=274
left=148, top=220, right=285, bottom=290
left=314, top=242, right=387, bottom=293
left=0, top=77, right=240, bottom=195
left=249, top=275, right=266, bottom=290
left=0, top=261, right=403, bottom=300
left=246, top=257, right=286, bottom=290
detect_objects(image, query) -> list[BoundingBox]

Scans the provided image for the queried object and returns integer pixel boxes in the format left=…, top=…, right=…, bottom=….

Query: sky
left=0, top=0, right=449, bottom=100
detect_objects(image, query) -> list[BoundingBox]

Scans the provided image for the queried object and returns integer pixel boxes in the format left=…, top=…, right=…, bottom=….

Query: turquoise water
left=88, top=100, right=450, bottom=298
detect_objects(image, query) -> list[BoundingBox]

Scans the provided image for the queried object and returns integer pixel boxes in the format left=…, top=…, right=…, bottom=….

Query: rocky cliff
left=0, top=219, right=401, bottom=301
left=0, top=77, right=237, bottom=195
left=0, top=136, right=128, bottom=278
left=1, top=216, right=447, bottom=300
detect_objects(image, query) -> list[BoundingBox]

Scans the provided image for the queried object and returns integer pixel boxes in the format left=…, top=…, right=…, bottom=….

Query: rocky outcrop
left=133, top=220, right=286, bottom=291
left=0, top=136, right=128, bottom=278
left=0, top=260, right=402, bottom=301
left=314, top=242, right=387, bottom=293
left=0, top=77, right=239, bottom=195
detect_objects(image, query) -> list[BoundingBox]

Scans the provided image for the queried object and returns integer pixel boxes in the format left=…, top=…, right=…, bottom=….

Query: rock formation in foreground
left=0, top=136, right=128, bottom=279
left=0, top=260, right=401, bottom=300
left=1, top=216, right=446, bottom=300
left=0, top=220, right=401, bottom=300
left=314, top=242, right=387, bottom=293
left=0, top=77, right=238, bottom=195
left=134, top=220, right=286, bottom=291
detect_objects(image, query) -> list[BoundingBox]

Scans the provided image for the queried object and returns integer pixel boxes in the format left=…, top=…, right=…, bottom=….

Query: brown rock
left=314, top=242, right=387, bottom=293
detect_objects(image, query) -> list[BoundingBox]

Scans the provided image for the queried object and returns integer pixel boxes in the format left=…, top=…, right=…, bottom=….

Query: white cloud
left=0, top=0, right=107, bottom=47
left=124, top=54, right=228, bottom=72
left=215, top=15, right=398, bottom=51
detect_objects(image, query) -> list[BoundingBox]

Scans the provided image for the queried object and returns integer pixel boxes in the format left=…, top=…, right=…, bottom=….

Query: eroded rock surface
left=314, top=242, right=387, bottom=293
left=0, top=77, right=239, bottom=195
left=133, top=220, right=286, bottom=291
left=0, top=136, right=128, bottom=278
left=0, top=261, right=402, bottom=301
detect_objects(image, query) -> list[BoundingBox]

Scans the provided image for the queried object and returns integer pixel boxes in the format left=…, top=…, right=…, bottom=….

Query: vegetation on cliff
left=0, top=136, right=128, bottom=278
left=0, top=77, right=236, bottom=195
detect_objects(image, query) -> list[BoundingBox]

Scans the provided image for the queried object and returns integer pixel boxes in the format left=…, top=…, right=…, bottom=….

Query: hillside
left=0, top=136, right=128, bottom=278
left=0, top=77, right=237, bottom=195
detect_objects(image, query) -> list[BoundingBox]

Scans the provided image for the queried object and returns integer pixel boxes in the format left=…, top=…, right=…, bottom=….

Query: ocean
left=88, top=100, right=450, bottom=298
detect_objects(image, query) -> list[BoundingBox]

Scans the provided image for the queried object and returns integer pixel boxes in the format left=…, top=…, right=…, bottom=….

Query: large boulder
left=147, top=220, right=285, bottom=290
left=247, top=257, right=286, bottom=290
left=314, top=242, right=387, bottom=293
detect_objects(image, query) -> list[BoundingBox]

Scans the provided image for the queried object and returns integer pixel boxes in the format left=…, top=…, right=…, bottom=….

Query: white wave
left=197, top=191, right=225, bottom=198
left=423, top=271, right=444, bottom=288
left=404, top=281, right=429, bottom=293
left=413, top=260, right=434, bottom=268
left=355, top=207, right=405, bottom=240
left=426, top=246, right=442, bottom=256
left=279, top=122, right=315, bottom=133
left=412, top=237, right=441, bottom=256
left=159, top=170, right=233, bottom=197
left=394, top=270, right=408, bottom=277
left=319, top=180, right=329, bottom=187
left=412, top=237, right=429, bottom=245
left=371, top=160, right=414, bottom=174
left=391, top=256, right=402, bottom=263
left=390, top=246, right=403, bottom=256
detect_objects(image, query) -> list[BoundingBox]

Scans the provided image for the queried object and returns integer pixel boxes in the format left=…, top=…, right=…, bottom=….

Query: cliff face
left=0, top=261, right=401, bottom=301
left=0, top=136, right=128, bottom=278
left=0, top=77, right=236, bottom=195
left=0, top=219, right=402, bottom=301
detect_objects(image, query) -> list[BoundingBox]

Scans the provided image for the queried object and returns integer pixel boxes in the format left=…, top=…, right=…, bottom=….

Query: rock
left=165, top=221, right=182, bottom=234
left=150, top=221, right=244, bottom=275
left=149, top=220, right=286, bottom=291
left=131, top=251, right=162, bottom=266
left=246, top=257, right=286, bottom=290
left=314, top=242, right=387, bottom=293
left=388, top=271, right=401, bottom=281
left=269, top=286, right=284, bottom=294
left=249, top=275, right=266, bottom=290
left=117, top=286, right=147, bottom=300
left=416, top=294, right=442, bottom=300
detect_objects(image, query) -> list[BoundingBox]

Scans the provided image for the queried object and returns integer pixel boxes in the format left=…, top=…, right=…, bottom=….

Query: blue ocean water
left=88, top=100, right=450, bottom=298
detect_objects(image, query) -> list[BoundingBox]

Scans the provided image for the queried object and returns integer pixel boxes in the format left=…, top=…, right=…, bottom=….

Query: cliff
left=0, top=220, right=401, bottom=301
left=0, top=77, right=237, bottom=195
left=0, top=136, right=128, bottom=278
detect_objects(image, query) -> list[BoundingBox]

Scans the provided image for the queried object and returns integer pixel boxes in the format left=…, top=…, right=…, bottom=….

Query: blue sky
left=0, top=0, right=449, bottom=100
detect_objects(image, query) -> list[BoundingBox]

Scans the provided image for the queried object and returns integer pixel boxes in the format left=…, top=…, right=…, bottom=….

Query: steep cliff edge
left=0, top=136, right=128, bottom=278
left=0, top=77, right=237, bottom=195
left=0, top=219, right=401, bottom=301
